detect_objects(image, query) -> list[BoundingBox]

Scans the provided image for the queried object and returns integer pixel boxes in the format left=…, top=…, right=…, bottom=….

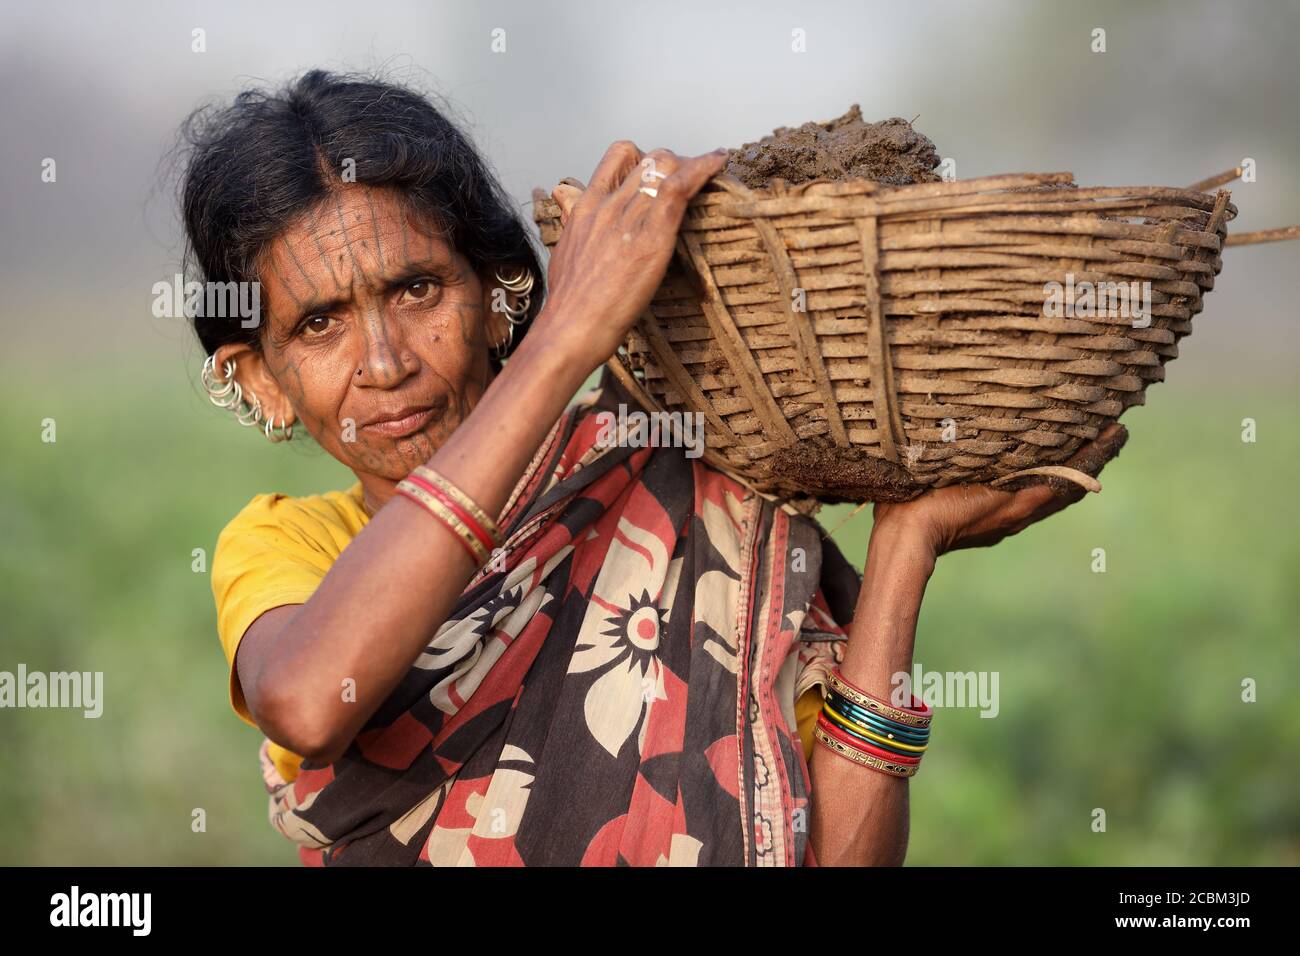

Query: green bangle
left=822, top=703, right=929, bottom=755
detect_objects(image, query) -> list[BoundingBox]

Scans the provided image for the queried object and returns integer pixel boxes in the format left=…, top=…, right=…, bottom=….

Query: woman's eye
left=401, top=279, right=436, bottom=302
left=302, top=315, right=334, bottom=335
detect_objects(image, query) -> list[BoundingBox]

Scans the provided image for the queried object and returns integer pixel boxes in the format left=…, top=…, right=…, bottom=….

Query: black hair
left=178, top=69, right=544, bottom=364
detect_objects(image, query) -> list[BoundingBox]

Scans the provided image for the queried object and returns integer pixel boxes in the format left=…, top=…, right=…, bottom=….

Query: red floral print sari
left=258, top=367, right=861, bottom=865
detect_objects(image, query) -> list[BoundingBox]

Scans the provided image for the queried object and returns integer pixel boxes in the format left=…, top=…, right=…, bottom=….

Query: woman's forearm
left=252, top=314, right=593, bottom=760
left=809, top=518, right=936, bottom=866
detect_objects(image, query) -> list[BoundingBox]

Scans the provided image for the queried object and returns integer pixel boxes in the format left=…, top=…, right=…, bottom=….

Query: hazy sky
left=2, top=0, right=1297, bottom=382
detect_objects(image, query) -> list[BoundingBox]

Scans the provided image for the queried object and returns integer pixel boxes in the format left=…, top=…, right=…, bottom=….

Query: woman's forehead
left=259, top=187, right=458, bottom=307
left=277, top=188, right=450, bottom=270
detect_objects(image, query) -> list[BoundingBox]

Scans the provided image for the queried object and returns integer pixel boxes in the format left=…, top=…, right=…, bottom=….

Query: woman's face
left=218, top=186, right=513, bottom=499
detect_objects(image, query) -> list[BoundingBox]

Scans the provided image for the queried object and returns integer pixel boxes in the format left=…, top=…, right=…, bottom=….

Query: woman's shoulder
left=215, top=481, right=369, bottom=561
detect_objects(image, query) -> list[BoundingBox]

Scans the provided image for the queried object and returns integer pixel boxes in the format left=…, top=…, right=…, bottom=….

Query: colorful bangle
left=816, top=713, right=922, bottom=765
left=821, top=703, right=929, bottom=754
left=824, top=684, right=930, bottom=727
left=410, top=466, right=501, bottom=545
left=814, top=719, right=919, bottom=778
left=821, top=712, right=935, bottom=759
left=824, top=689, right=931, bottom=743
left=813, top=670, right=936, bottom=777
left=828, top=668, right=932, bottom=728
left=395, top=479, right=491, bottom=566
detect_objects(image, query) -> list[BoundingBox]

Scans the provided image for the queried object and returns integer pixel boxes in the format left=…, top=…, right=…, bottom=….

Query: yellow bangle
left=814, top=724, right=919, bottom=777
left=821, top=703, right=929, bottom=754
left=396, top=478, right=491, bottom=565
left=411, top=466, right=501, bottom=545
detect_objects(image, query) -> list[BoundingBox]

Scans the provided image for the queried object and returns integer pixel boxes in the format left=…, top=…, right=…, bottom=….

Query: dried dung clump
left=724, top=104, right=941, bottom=189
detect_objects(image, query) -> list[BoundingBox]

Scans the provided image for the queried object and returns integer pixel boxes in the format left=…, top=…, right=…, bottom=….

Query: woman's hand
left=873, top=422, right=1130, bottom=558
left=536, top=141, right=730, bottom=375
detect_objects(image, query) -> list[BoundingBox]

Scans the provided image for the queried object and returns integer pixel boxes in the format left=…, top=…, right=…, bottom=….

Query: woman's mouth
left=362, top=404, right=440, bottom=438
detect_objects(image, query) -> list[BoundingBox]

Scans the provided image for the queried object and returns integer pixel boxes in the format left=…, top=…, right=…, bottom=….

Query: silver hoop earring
left=501, top=295, right=531, bottom=324
left=493, top=323, right=514, bottom=360
left=494, top=266, right=534, bottom=295
left=202, top=354, right=243, bottom=410
left=494, top=267, right=534, bottom=325
left=264, top=413, right=294, bottom=443
left=236, top=391, right=263, bottom=427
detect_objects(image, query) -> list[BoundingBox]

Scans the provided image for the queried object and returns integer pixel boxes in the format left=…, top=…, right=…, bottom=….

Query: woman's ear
left=479, top=277, right=517, bottom=354
left=212, top=342, right=294, bottom=427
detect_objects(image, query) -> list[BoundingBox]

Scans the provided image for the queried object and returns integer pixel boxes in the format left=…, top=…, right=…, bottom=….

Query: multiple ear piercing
left=201, top=354, right=294, bottom=442
left=492, top=265, right=534, bottom=360
left=202, top=264, right=533, bottom=438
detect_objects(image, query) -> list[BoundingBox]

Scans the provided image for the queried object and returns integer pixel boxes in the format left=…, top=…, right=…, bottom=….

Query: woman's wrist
left=866, top=513, right=940, bottom=583
left=508, top=314, right=598, bottom=393
left=836, top=516, right=937, bottom=701
left=869, top=508, right=943, bottom=569
left=523, top=301, right=619, bottom=381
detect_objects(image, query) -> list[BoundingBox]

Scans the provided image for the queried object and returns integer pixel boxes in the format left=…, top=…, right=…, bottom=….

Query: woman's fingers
left=570, top=144, right=727, bottom=230
left=551, top=183, right=584, bottom=227
left=535, top=143, right=730, bottom=374
left=617, top=148, right=730, bottom=229
left=585, top=140, right=644, bottom=198
left=612, top=148, right=684, bottom=214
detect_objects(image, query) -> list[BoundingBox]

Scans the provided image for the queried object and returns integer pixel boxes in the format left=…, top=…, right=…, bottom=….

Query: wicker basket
left=531, top=172, right=1236, bottom=508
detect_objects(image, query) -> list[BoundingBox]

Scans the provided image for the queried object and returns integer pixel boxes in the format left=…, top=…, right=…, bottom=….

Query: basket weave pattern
left=533, top=172, right=1234, bottom=506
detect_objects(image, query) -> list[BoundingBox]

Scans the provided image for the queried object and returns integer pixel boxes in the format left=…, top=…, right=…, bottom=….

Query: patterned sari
left=258, top=366, right=862, bottom=866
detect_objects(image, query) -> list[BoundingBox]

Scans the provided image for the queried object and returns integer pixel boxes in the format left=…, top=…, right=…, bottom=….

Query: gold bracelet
left=828, top=670, right=932, bottom=728
left=396, top=478, right=491, bottom=565
left=411, top=465, right=501, bottom=545
left=814, top=724, right=919, bottom=778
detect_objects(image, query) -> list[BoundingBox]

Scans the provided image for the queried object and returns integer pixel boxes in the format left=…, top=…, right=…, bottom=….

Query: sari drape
left=258, top=367, right=861, bottom=866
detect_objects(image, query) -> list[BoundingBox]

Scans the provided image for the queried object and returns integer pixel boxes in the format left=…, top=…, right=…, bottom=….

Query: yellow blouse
left=212, top=482, right=826, bottom=784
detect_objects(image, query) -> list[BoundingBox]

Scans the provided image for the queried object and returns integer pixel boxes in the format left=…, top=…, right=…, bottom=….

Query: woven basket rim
left=529, top=170, right=1242, bottom=513
left=534, top=170, right=1239, bottom=223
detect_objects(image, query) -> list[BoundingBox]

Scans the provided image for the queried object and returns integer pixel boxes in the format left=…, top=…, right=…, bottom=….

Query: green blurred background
left=2, top=0, right=1297, bottom=864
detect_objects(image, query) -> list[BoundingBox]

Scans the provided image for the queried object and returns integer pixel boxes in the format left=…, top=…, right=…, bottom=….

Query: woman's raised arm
left=237, top=143, right=731, bottom=764
left=810, top=423, right=1127, bottom=864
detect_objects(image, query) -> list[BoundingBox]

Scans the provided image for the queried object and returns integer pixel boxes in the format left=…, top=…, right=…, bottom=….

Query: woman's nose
left=355, top=311, right=417, bottom=387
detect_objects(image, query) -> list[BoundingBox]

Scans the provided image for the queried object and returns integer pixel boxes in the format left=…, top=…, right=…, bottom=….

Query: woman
left=185, top=71, right=1124, bottom=866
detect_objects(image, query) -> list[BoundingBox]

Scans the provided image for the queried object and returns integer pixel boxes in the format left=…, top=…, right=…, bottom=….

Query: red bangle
left=404, top=471, right=497, bottom=559
left=813, top=717, right=920, bottom=778
left=394, top=485, right=486, bottom=565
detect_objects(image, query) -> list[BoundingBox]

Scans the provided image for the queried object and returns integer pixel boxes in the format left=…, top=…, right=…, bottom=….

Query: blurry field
left=1, top=359, right=1297, bottom=865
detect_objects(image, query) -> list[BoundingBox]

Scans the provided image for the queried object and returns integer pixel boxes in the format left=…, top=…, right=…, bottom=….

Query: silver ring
left=638, top=186, right=658, bottom=199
